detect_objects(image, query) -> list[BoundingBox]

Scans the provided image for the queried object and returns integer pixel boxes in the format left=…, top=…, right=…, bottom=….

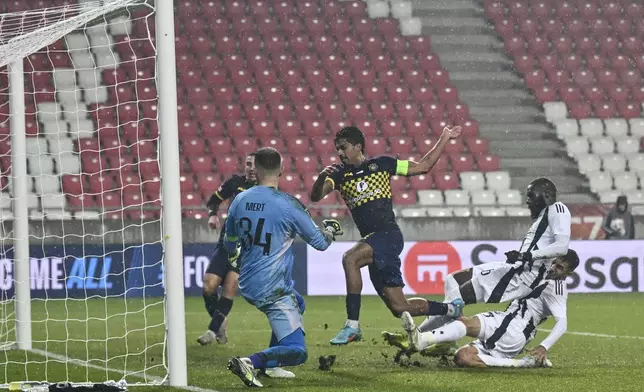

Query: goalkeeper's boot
left=419, top=342, right=459, bottom=358
left=216, top=317, right=228, bottom=344
left=196, top=330, right=216, bottom=346
left=228, top=357, right=263, bottom=388
left=260, top=367, right=296, bottom=379
left=381, top=331, right=414, bottom=352
left=329, top=325, right=362, bottom=345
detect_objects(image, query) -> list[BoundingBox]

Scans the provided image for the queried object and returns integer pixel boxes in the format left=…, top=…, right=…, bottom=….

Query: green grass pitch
left=1, top=293, right=643, bottom=392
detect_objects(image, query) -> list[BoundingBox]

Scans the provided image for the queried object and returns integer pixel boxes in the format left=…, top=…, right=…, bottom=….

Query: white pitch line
left=537, top=328, right=644, bottom=340
left=28, top=349, right=220, bottom=392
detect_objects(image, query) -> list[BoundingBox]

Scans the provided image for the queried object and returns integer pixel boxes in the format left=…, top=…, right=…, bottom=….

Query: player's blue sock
left=202, top=292, right=218, bottom=318
left=208, top=297, right=233, bottom=332
left=249, top=328, right=307, bottom=369
left=346, top=293, right=361, bottom=321
left=426, top=301, right=448, bottom=316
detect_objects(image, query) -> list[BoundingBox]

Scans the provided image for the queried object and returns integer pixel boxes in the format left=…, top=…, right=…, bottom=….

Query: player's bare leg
left=197, top=272, right=237, bottom=346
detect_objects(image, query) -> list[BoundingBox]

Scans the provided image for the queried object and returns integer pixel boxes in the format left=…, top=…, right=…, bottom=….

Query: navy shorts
left=361, top=230, right=405, bottom=292
left=205, top=244, right=239, bottom=278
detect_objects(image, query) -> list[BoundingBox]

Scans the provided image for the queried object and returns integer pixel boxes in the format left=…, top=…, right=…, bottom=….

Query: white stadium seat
left=34, top=176, right=61, bottom=194
left=485, top=171, right=511, bottom=190
left=41, top=194, right=67, bottom=210
left=602, top=154, right=627, bottom=174
left=565, top=136, right=589, bottom=157
left=62, top=102, right=89, bottom=122
left=400, top=17, right=422, bottom=36
left=471, top=190, right=497, bottom=206
left=48, top=138, right=75, bottom=155
left=89, top=32, right=114, bottom=48
left=626, top=190, right=644, bottom=205
left=417, top=189, right=443, bottom=205
left=94, top=50, right=120, bottom=69
left=26, top=193, right=39, bottom=209
left=599, top=190, right=622, bottom=204
left=71, top=50, right=96, bottom=69
left=579, top=119, right=604, bottom=138
left=555, top=119, right=579, bottom=140
left=577, top=154, right=602, bottom=174
left=400, top=207, right=427, bottom=218
left=57, top=152, right=82, bottom=174
left=604, top=118, right=629, bottom=139
left=505, top=207, right=531, bottom=217
left=629, top=118, right=644, bottom=138
left=69, top=119, right=95, bottom=139
left=613, top=172, right=638, bottom=192
left=459, top=171, right=486, bottom=191
left=589, top=136, right=615, bottom=156
left=616, top=137, right=640, bottom=156
left=0, top=210, right=14, bottom=220
left=367, top=1, right=389, bottom=18
left=426, top=207, right=454, bottom=217
left=477, top=207, right=505, bottom=217
left=452, top=207, right=472, bottom=217
left=628, top=155, right=644, bottom=175
left=0, top=192, right=11, bottom=209
left=29, top=209, right=44, bottom=221
left=65, top=33, right=90, bottom=51
left=78, top=69, right=101, bottom=89
left=588, top=171, right=613, bottom=193
left=42, top=120, right=69, bottom=137
left=53, top=68, right=77, bottom=89
left=444, top=189, right=470, bottom=206
left=543, top=102, right=567, bottom=123
left=107, top=16, right=133, bottom=36
left=28, top=156, right=55, bottom=176
left=83, top=86, right=109, bottom=105
left=57, top=90, right=83, bottom=107
left=37, top=102, right=62, bottom=123
left=390, top=0, right=413, bottom=19
left=496, top=189, right=522, bottom=205
left=26, top=137, right=49, bottom=155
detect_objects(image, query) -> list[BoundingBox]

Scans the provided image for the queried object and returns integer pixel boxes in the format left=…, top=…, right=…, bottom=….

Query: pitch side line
left=28, top=349, right=220, bottom=392
left=536, top=328, right=644, bottom=340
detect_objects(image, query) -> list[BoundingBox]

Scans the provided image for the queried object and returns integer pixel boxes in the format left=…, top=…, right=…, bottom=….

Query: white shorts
left=468, top=312, right=527, bottom=359
left=470, top=262, right=534, bottom=304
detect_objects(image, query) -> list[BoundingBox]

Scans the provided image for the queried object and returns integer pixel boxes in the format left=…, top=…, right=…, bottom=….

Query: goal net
left=0, top=0, right=174, bottom=386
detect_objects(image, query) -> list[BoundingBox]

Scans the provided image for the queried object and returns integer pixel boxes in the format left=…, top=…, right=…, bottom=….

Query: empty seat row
left=588, top=170, right=643, bottom=193
left=565, top=135, right=641, bottom=157
left=577, top=153, right=644, bottom=174
left=418, top=188, right=522, bottom=206
left=552, top=117, right=644, bottom=139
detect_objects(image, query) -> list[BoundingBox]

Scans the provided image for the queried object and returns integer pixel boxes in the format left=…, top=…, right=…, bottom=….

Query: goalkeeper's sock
left=346, top=293, right=361, bottom=324
left=249, top=329, right=307, bottom=369
left=203, top=292, right=219, bottom=318
left=208, top=297, right=233, bottom=333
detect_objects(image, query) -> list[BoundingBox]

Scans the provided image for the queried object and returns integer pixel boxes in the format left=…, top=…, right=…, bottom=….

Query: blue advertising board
left=0, top=242, right=309, bottom=298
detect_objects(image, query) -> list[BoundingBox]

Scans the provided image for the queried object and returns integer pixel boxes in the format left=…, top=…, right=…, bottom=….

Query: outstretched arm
left=310, top=165, right=339, bottom=202
left=405, top=125, right=462, bottom=176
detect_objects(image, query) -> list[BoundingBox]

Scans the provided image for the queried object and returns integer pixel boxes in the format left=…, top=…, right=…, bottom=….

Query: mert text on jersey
left=223, top=186, right=332, bottom=306
left=327, top=156, right=410, bottom=237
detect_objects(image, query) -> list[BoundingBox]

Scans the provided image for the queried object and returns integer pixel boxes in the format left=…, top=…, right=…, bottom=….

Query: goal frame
left=5, top=0, right=188, bottom=386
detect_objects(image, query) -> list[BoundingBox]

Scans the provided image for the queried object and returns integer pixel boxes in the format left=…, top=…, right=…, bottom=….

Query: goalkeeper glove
left=228, top=244, right=242, bottom=268
left=322, top=219, right=344, bottom=240
left=505, top=250, right=532, bottom=264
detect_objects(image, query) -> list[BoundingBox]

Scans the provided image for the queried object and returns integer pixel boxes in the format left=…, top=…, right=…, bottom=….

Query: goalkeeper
left=224, top=147, right=343, bottom=388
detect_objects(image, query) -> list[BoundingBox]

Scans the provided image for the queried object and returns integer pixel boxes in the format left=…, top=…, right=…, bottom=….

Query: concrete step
left=450, top=79, right=523, bottom=90
left=431, top=34, right=502, bottom=47
left=501, top=157, right=578, bottom=176
left=419, top=16, right=489, bottom=29
left=460, top=89, right=534, bottom=101
left=462, top=96, right=539, bottom=107
left=421, top=25, right=493, bottom=36
left=469, top=105, right=543, bottom=117
left=449, top=71, right=521, bottom=82
left=559, top=193, right=598, bottom=204
left=411, top=0, right=482, bottom=12
left=480, top=130, right=550, bottom=141
left=489, top=139, right=563, bottom=158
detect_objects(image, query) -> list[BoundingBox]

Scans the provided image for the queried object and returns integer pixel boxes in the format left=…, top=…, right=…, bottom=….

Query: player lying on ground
left=399, top=249, right=579, bottom=368
left=197, top=153, right=256, bottom=347
left=310, top=125, right=465, bottom=345
left=224, top=147, right=344, bottom=388
left=416, top=177, right=572, bottom=334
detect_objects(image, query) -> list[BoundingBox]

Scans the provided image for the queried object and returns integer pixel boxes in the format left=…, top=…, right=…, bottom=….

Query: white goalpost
left=0, top=0, right=186, bottom=387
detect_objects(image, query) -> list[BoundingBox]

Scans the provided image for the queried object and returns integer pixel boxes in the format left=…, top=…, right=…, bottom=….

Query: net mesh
left=0, top=0, right=168, bottom=386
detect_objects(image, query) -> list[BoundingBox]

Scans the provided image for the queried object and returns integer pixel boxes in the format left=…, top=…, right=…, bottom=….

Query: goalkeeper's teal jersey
left=224, top=185, right=332, bottom=305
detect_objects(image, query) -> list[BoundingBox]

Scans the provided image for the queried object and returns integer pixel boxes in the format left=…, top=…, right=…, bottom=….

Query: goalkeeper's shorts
left=206, top=245, right=240, bottom=277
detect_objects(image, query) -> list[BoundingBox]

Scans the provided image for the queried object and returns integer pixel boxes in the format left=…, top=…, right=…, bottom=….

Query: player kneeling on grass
left=223, top=147, right=343, bottom=388
left=400, top=249, right=579, bottom=369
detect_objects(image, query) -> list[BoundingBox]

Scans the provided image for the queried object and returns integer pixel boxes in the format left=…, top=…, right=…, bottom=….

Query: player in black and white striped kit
left=401, top=249, right=579, bottom=368
left=416, top=178, right=572, bottom=334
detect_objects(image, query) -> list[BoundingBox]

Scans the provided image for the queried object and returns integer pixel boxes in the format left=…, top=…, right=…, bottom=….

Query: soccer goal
left=0, top=0, right=186, bottom=387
